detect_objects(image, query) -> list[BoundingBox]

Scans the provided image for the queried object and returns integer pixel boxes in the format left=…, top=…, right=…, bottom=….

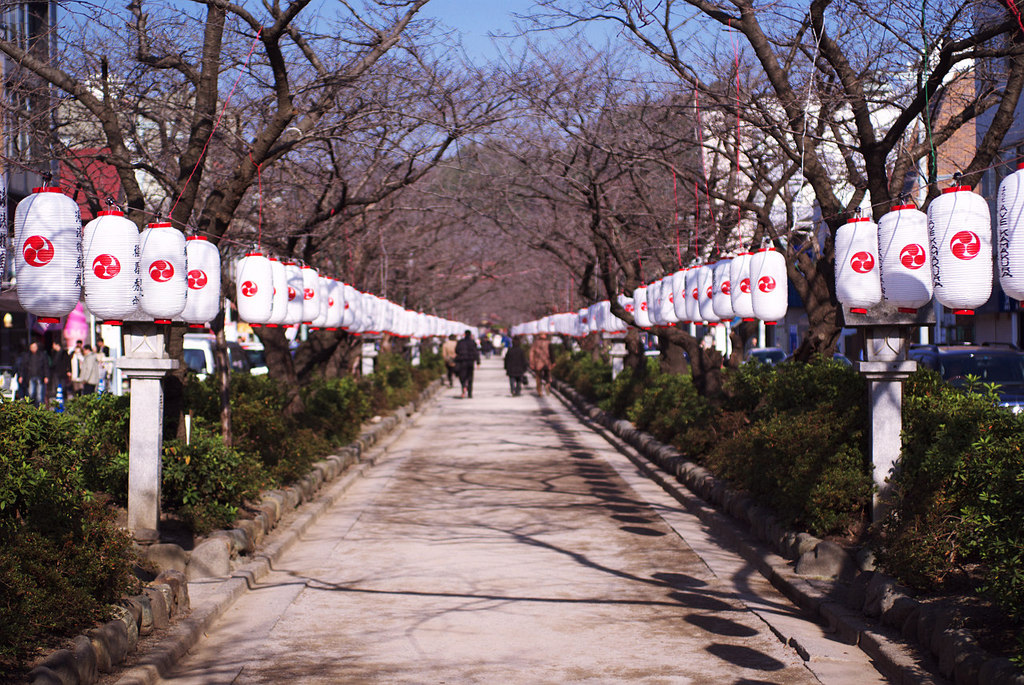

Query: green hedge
left=0, top=350, right=440, bottom=676
left=879, top=371, right=1024, bottom=631
left=0, top=402, right=138, bottom=674
left=555, top=352, right=1024, bottom=654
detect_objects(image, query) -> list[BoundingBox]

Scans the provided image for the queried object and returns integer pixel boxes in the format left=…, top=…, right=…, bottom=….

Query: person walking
left=17, top=341, right=49, bottom=405
left=454, top=330, right=480, bottom=398
left=529, top=333, right=553, bottom=397
left=48, top=340, right=72, bottom=402
left=79, top=344, right=101, bottom=395
left=503, top=338, right=529, bottom=396
left=70, top=340, right=85, bottom=395
left=441, top=334, right=458, bottom=388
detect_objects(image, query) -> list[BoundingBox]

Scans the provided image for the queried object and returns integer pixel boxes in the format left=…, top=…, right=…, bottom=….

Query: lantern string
left=250, top=152, right=263, bottom=249
left=692, top=86, right=715, bottom=258
left=730, top=18, right=742, bottom=255
left=693, top=181, right=701, bottom=258
left=1007, top=0, right=1024, bottom=38
left=672, top=165, right=683, bottom=267
left=169, top=27, right=263, bottom=222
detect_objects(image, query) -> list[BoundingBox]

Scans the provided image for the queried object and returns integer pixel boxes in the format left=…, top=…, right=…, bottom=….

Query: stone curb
left=550, top=380, right=1021, bottom=685
left=26, top=378, right=443, bottom=685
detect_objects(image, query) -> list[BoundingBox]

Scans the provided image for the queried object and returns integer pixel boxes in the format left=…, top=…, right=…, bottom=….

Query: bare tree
left=533, top=0, right=1024, bottom=359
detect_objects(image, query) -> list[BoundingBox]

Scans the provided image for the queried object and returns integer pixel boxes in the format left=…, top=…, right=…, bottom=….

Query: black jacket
left=19, top=350, right=49, bottom=379
left=504, top=346, right=528, bottom=376
left=455, top=337, right=480, bottom=364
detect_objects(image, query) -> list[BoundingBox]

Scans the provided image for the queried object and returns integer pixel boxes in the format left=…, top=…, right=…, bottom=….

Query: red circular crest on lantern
left=740, top=278, right=750, bottom=294
left=149, top=260, right=174, bottom=282
left=721, top=281, right=731, bottom=295
left=328, top=297, right=335, bottom=307
left=850, top=251, right=875, bottom=273
left=187, top=269, right=208, bottom=289
left=639, top=301, right=647, bottom=311
left=625, top=303, right=634, bottom=313
left=287, top=286, right=297, bottom=301
left=899, top=244, right=926, bottom=269
left=241, top=281, right=258, bottom=297
left=23, top=235, right=55, bottom=267
left=92, top=254, right=121, bottom=279
left=758, top=276, right=776, bottom=293
left=691, top=288, right=698, bottom=300
left=950, top=231, right=980, bottom=260
left=304, top=288, right=314, bottom=300
left=706, top=286, right=713, bottom=299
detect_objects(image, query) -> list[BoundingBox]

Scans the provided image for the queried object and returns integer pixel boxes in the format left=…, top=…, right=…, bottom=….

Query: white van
left=182, top=333, right=252, bottom=380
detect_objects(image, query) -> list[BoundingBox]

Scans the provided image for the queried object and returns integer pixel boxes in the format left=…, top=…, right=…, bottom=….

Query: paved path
left=164, top=359, right=888, bottom=684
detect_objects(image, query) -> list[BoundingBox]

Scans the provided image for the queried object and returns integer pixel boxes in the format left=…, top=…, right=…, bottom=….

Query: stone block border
left=26, top=378, right=443, bottom=685
left=551, top=379, right=1024, bottom=685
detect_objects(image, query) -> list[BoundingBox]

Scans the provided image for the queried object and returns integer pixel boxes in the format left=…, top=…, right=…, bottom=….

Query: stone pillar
left=609, top=338, right=626, bottom=380
left=857, top=325, right=916, bottom=522
left=361, top=339, right=378, bottom=376
left=116, top=324, right=178, bottom=544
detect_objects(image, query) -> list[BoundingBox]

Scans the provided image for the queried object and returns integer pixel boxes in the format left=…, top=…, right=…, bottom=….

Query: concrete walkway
left=163, top=359, right=888, bottom=684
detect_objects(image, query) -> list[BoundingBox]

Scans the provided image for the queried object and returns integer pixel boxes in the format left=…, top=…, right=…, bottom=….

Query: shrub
left=0, top=402, right=137, bottom=674
left=553, top=350, right=613, bottom=402
left=877, top=370, right=1024, bottom=627
left=302, top=376, right=371, bottom=445
left=64, top=393, right=131, bottom=503
left=707, top=359, right=871, bottom=536
left=625, top=369, right=712, bottom=447
left=162, top=427, right=272, bottom=533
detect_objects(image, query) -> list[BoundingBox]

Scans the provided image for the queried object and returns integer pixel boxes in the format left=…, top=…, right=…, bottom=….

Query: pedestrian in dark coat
left=454, top=331, right=480, bottom=398
left=49, top=340, right=72, bottom=401
left=18, top=341, right=48, bottom=405
left=503, top=338, right=529, bottom=396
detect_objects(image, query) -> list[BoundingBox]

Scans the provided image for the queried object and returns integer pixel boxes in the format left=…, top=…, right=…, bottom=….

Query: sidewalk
left=161, top=359, right=887, bottom=684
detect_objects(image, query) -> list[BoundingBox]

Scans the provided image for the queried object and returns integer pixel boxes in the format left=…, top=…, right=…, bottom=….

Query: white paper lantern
left=878, top=204, right=932, bottom=312
left=82, top=210, right=139, bottom=325
left=283, top=261, right=304, bottom=325
left=15, top=187, right=82, bottom=323
left=324, top=280, right=345, bottom=330
left=712, top=259, right=734, bottom=319
left=645, top=280, right=661, bottom=325
left=997, top=163, right=1024, bottom=302
left=669, top=270, right=688, bottom=321
left=618, top=293, right=635, bottom=324
left=927, top=186, right=993, bottom=314
left=656, top=277, right=679, bottom=324
left=750, top=247, right=788, bottom=323
left=181, top=236, right=220, bottom=327
left=265, top=258, right=288, bottom=326
left=340, top=284, right=358, bottom=329
left=236, top=252, right=274, bottom=324
left=301, top=266, right=320, bottom=323
left=632, top=286, right=653, bottom=328
left=138, top=222, right=186, bottom=323
left=835, top=216, right=882, bottom=313
left=697, top=265, right=720, bottom=324
left=311, top=276, right=331, bottom=328
left=728, top=253, right=755, bottom=321
left=684, top=267, right=701, bottom=322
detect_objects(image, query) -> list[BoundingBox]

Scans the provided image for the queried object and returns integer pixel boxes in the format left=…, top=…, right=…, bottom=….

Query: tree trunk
left=657, top=330, right=689, bottom=375
left=624, top=327, right=646, bottom=375
left=212, top=320, right=232, bottom=446
left=791, top=253, right=843, bottom=361
left=727, top=320, right=758, bottom=369
left=257, top=327, right=304, bottom=415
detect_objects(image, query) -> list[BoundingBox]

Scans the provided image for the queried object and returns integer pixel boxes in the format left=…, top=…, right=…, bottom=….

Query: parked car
left=240, top=341, right=268, bottom=375
left=744, top=347, right=786, bottom=366
left=182, top=334, right=252, bottom=380
left=908, top=343, right=1024, bottom=412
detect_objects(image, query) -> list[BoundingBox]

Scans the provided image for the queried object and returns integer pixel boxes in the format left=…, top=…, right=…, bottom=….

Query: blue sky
left=419, top=0, right=537, bottom=60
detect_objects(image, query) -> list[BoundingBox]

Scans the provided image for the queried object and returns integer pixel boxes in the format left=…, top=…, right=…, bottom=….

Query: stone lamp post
left=844, top=305, right=933, bottom=521
left=116, top=322, right=179, bottom=544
